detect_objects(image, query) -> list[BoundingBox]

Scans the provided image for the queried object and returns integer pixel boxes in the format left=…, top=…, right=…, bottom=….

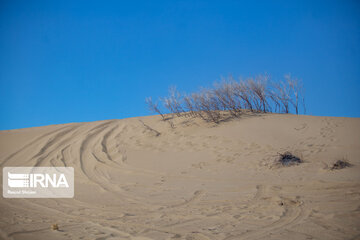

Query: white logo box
left=3, top=167, right=74, bottom=198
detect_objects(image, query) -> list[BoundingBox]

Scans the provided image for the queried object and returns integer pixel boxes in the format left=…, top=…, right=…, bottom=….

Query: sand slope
left=0, top=114, right=359, bottom=240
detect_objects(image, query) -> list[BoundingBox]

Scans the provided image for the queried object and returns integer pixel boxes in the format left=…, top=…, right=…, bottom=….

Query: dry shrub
left=51, top=223, right=59, bottom=231
left=145, top=97, right=165, bottom=121
left=331, top=159, right=352, bottom=170
left=277, top=152, right=302, bottom=166
left=146, top=74, right=305, bottom=124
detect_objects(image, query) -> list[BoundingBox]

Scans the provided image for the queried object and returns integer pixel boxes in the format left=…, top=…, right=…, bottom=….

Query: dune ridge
left=0, top=114, right=360, bottom=240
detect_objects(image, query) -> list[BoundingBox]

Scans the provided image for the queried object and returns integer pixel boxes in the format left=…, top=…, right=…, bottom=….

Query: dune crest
left=0, top=114, right=360, bottom=240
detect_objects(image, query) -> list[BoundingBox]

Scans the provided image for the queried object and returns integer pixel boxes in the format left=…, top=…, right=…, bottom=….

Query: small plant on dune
left=235, top=79, right=254, bottom=112
left=285, top=74, right=305, bottom=115
left=267, top=86, right=281, bottom=113
left=183, top=94, right=197, bottom=117
left=51, top=223, right=59, bottom=231
left=331, top=159, right=352, bottom=170
left=277, top=152, right=302, bottom=166
left=163, top=86, right=184, bottom=117
left=213, top=78, right=242, bottom=117
left=145, top=74, right=305, bottom=124
left=272, top=80, right=291, bottom=114
left=247, top=76, right=269, bottom=112
left=145, top=97, right=165, bottom=121
left=196, top=89, right=222, bottom=123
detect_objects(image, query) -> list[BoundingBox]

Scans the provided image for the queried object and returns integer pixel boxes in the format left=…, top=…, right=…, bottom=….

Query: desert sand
left=0, top=113, right=359, bottom=240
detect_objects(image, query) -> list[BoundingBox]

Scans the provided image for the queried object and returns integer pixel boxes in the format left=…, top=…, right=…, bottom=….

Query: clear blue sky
left=0, top=0, right=359, bottom=130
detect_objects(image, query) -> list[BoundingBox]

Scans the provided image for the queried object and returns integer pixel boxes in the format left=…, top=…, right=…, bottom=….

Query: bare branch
left=145, top=97, right=165, bottom=120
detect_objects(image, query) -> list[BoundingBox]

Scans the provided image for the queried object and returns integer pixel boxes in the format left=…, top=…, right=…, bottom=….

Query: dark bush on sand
left=277, top=152, right=302, bottom=166
left=331, top=159, right=352, bottom=170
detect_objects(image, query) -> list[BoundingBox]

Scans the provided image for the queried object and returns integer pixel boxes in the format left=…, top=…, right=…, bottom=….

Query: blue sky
left=0, top=0, right=359, bottom=130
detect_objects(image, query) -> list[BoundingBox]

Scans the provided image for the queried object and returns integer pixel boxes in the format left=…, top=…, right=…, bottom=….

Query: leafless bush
left=145, top=97, right=165, bottom=120
left=213, top=78, right=242, bottom=117
left=163, top=86, right=184, bottom=117
left=247, top=76, right=269, bottom=112
left=277, top=152, right=302, bottom=166
left=197, top=89, right=222, bottom=123
left=146, top=74, right=305, bottom=124
left=267, top=86, right=281, bottom=113
left=183, top=94, right=197, bottom=117
left=272, top=80, right=291, bottom=113
left=285, top=74, right=304, bottom=115
left=331, top=158, right=352, bottom=170
left=234, top=80, right=254, bottom=112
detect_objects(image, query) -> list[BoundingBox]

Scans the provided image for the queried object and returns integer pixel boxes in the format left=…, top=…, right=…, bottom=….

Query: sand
left=0, top=113, right=359, bottom=240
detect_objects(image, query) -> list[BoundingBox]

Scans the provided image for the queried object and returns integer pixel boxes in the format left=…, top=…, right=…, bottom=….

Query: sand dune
left=0, top=113, right=360, bottom=240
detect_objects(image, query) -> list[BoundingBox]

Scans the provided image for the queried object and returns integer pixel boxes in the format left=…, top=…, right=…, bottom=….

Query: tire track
left=31, top=125, right=81, bottom=166
left=167, top=190, right=205, bottom=209
left=79, top=121, right=115, bottom=189
left=0, top=125, right=78, bottom=167
left=224, top=185, right=309, bottom=240
left=101, top=125, right=118, bottom=163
